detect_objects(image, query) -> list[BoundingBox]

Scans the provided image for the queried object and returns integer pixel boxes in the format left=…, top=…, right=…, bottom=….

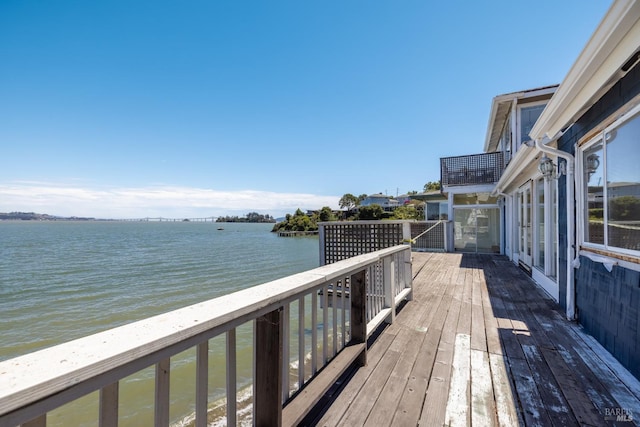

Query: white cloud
left=0, top=182, right=339, bottom=219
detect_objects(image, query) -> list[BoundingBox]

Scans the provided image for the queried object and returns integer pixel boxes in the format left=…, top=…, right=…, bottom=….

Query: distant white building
left=359, top=194, right=399, bottom=211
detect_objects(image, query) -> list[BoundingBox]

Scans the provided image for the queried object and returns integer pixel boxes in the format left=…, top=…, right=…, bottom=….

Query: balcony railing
left=440, top=152, right=507, bottom=186
left=0, top=245, right=412, bottom=427
left=319, top=220, right=412, bottom=265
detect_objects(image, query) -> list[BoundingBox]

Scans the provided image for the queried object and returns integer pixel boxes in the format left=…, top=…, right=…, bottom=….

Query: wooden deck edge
left=282, top=343, right=366, bottom=427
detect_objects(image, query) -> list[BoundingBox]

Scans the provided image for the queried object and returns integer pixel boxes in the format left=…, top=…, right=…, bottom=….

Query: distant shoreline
left=0, top=212, right=99, bottom=221
left=0, top=212, right=276, bottom=223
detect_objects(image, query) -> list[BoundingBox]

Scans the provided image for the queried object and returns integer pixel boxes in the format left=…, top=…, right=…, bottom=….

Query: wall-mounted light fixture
left=539, top=154, right=566, bottom=180
left=585, top=153, right=600, bottom=179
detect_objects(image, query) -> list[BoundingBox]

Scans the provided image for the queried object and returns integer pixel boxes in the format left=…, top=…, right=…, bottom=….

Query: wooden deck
left=311, top=252, right=640, bottom=426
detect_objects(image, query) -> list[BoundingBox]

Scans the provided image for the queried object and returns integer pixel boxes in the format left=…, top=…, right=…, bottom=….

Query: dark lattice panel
left=440, top=152, right=505, bottom=186
left=322, top=222, right=404, bottom=265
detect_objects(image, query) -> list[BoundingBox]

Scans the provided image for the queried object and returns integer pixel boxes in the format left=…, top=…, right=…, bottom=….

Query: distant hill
left=0, top=212, right=96, bottom=221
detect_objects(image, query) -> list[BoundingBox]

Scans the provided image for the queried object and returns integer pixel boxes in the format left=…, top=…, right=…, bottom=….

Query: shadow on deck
left=306, top=252, right=640, bottom=426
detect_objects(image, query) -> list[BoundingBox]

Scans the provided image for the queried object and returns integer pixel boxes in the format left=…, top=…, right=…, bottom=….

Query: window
left=535, top=179, right=545, bottom=269
left=499, top=115, right=512, bottom=163
left=581, top=105, right=640, bottom=255
left=517, top=103, right=546, bottom=150
left=426, top=202, right=448, bottom=220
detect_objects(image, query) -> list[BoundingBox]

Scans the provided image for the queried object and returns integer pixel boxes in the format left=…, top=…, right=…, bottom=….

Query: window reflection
left=584, top=143, right=604, bottom=245
left=605, top=115, right=640, bottom=250
left=520, top=104, right=546, bottom=146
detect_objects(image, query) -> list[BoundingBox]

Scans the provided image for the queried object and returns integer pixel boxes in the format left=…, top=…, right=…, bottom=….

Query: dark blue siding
left=575, top=257, right=640, bottom=378
left=556, top=64, right=640, bottom=380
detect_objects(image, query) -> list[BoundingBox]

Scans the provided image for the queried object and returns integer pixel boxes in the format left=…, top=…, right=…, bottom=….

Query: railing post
left=254, top=308, right=283, bottom=427
left=155, top=358, right=170, bottom=427
left=404, top=248, right=413, bottom=301
left=99, top=382, right=119, bottom=427
left=226, top=330, right=237, bottom=427
left=383, top=256, right=396, bottom=324
left=21, top=415, right=46, bottom=427
left=402, top=221, right=412, bottom=246
left=196, top=342, right=208, bottom=427
left=350, top=270, right=367, bottom=367
left=319, top=223, right=326, bottom=266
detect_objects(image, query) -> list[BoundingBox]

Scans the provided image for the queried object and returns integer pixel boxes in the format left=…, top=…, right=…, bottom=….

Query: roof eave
left=483, top=86, right=558, bottom=153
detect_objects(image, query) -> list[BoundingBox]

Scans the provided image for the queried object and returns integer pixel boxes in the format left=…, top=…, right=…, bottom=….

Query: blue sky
left=0, top=1, right=611, bottom=218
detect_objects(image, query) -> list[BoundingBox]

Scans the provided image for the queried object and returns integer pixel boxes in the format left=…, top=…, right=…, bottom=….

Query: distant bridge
left=120, top=217, right=219, bottom=222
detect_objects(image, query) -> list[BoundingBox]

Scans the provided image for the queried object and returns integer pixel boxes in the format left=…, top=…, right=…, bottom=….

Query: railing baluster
left=311, top=289, right=318, bottom=376
left=347, top=277, right=352, bottom=342
left=281, top=303, right=290, bottom=403
left=341, top=276, right=347, bottom=350
left=99, top=382, right=118, bottom=427
left=196, top=342, right=208, bottom=427
left=298, top=296, right=305, bottom=389
left=226, top=329, right=237, bottom=427
left=322, top=283, right=329, bottom=363
left=21, top=414, right=46, bottom=427
left=332, top=281, right=338, bottom=357
left=366, top=266, right=373, bottom=323
left=384, top=256, right=396, bottom=324
left=155, top=358, right=170, bottom=427
left=376, top=264, right=382, bottom=317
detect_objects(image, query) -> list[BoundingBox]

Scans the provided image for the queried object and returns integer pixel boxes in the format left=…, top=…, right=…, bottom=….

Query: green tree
left=423, top=181, right=441, bottom=192
left=391, top=205, right=422, bottom=220
left=339, top=193, right=359, bottom=211
left=358, top=204, right=384, bottom=220
left=609, top=196, right=640, bottom=221
left=272, top=208, right=320, bottom=232
left=358, top=194, right=367, bottom=204
left=318, top=206, right=337, bottom=222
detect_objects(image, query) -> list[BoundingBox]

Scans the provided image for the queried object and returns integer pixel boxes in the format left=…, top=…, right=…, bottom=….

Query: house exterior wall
left=557, top=63, right=640, bottom=379
left=574, top=257, right=640, bottom=379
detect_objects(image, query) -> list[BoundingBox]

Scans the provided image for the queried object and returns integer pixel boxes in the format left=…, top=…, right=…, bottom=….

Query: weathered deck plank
left=314, top=253, right=640, bottom=427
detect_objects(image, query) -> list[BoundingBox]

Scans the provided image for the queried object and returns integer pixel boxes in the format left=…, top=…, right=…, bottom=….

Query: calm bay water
left=0, top=221, right=319, bottom=426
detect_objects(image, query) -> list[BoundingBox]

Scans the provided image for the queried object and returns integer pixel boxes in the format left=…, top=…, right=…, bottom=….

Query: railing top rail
left=318, top=220, right=416, bottom=225
left=0, top=245, right=409, bottom=417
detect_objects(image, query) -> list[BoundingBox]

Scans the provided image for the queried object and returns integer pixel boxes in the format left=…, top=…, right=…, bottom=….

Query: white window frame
left=515, top=100, right=547, bottom=153
left=578, top=102, right=640, bottom=259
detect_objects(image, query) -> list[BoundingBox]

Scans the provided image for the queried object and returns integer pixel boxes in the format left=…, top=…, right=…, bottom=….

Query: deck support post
left=254, top=308, right=283, bottom=427
left=350, top=270, right=367, bottom=366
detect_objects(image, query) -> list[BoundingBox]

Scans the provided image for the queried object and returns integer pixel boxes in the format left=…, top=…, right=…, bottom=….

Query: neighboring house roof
left=483, top=85, right=558, bottom=153
left=530, top=0, right=640, bottom=141
left=407, top=191, right=448, bottom=202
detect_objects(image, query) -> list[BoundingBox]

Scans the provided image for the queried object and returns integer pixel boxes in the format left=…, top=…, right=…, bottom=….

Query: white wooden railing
left=0, top=245, right=412, bottom=427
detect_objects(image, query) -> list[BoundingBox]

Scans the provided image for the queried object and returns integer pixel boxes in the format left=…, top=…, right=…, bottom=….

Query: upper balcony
left=440, top=151, right=509, bottom=187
